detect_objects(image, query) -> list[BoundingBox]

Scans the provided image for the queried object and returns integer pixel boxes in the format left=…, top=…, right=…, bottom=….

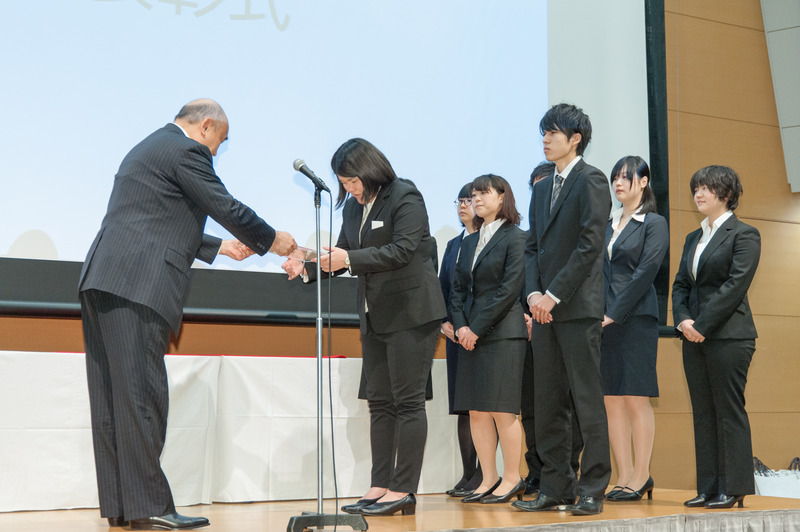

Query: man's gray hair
left=174, top=99, right=227, bottom=125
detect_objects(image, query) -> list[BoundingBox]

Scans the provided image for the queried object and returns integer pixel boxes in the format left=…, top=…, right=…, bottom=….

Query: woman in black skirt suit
left=673, top=165, right=760, bottom=509
left=439, top=183, right=482, bottom=496
left=600, top=156, right=668, bottom=502
left=450, top=174, right=528, bottom=504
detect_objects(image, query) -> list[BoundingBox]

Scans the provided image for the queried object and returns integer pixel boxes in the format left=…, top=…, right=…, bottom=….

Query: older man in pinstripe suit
left=79, top=99, right=295, bottom=529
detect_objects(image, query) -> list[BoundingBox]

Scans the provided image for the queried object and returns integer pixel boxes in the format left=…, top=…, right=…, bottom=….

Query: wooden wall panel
left=669, top=114, right=794, bottom=223
left=669, top=14, right=778, bottom=125
left=659, top=0, right=799, bottom=491
left=651, top=413, right=696, bottom=490
left=0, top=316, right=448, bottom=359
left=652, top=337, right=690, bottom=414
left=667, top=0, right=765, bottom=31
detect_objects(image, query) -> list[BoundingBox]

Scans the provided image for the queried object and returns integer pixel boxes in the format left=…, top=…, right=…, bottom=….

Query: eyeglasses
left=454, top=198, right=472, bottom=206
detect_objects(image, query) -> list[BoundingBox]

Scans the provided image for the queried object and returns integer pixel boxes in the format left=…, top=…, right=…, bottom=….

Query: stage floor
left=3, top=489, right=800, bottom=531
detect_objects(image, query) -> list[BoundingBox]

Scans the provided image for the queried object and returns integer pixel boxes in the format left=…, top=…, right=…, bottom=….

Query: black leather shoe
left=341, top=497, right=380, bottom=514
left=128, top=512, right=209, bottom=530
left=481, top=478, right=526, bottom=504
left=705, top=494, right=744, bottom=509
left=571, top=495, right=604, bottom=515
left=449, top=488, right=475, bottom=497
left=524, top=474, right=540, bottom=495
left=684, top=493, right=712, bottom=507
left=107, top=517, right=128, bottom=527
left=609, top=477, right=654, bottom=502
left=461, top=478, right=502, bottom=503
left=360, top=494, right=416, bottom=516
left=512, top=492, right=575, bottom=511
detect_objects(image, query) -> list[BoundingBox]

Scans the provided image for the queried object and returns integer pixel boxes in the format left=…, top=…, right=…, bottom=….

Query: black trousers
left=531, top=318, right=611, bottom=499
left=682, top=338, right=756, bottom=496
left=521, top=341, right=583, bottom=483
left=360, top=316, right=439, bottom=494
left=80, top=289, right=175, bottom=521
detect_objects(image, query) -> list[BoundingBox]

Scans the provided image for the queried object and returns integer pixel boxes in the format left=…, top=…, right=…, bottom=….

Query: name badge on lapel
left=371, top=220, right=384, bottom=229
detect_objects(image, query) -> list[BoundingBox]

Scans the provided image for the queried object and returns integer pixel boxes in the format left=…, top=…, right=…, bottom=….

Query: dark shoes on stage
left=684, top=493, right=745, bottom=509
left=359, top=494, right=417, bottom=516
left=447, top=470, right=483, bottom=497
left=512, top=492, right=575, bottom=512
left=126, top=512, right=210, bottom=530
left=523, top=473, right=540, bottom=495
left=341, top=497, right=380, bottom=514
left=461, top=478, right=502, bottom=503
left=480, top=479, right=527, bottom=504
left=107, top=517, right=128, bottom=527
left=570, top=496, right=604, bottom=515
left=606, top=477, right=654, bottom=502
left=512, top=493, right=603, bottom=515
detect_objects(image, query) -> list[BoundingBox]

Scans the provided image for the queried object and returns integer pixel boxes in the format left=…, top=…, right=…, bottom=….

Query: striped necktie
left=550, top=174, right=564, bottom=213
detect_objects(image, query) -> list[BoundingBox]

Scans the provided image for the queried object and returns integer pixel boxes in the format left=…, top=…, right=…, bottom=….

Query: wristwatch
left=344, top=253, right=351, bottom=270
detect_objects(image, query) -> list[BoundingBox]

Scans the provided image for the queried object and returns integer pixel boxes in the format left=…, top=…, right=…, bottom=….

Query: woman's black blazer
left=672, top=214, right=760, bottom=339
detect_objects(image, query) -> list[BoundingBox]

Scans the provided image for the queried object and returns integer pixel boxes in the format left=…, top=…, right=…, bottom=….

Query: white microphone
left=293, top=159, right=330, bottom=192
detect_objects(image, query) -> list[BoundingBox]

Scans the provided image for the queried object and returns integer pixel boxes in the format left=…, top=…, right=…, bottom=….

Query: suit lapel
left=359, top=182, right=392, bottom=245
left=543, top=159, right=584, bottom=234
left=697, top=215, right=736, bottom=274
left=685, top=229, right=702, bottom=281
left=611, top=217, right=643, bottom=256
left=473, top=222, right=510, bottom=270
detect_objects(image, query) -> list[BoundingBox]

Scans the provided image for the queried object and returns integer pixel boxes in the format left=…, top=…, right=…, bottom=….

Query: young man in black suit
left=513, top=103, right=612, bottom=516
left=79, top=99, right=296, bottom=529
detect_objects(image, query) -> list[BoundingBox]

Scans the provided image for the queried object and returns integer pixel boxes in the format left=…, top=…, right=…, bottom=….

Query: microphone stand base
left=287, top=512, right=368, bottom=532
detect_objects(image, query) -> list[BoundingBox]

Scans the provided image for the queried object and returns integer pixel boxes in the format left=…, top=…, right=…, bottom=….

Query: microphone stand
left=287, top=186, right=367, bottom=532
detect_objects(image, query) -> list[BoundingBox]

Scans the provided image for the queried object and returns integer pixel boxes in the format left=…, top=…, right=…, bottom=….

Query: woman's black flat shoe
left=705, top=494, right=744, bottom=509
left=461, top=478, right=502, bottom=503
left=341, top=497, right=380, bottom=514
left=684, top=493, right=712, bottom=507
left=480, top=478, right=526, bottom=503
left=609, top=477, right=654, bottom=502
left=360, top=494, right=416, bottom=516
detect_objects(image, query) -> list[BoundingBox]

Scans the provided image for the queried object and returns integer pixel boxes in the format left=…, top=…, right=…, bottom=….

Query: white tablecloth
left=0, top=351, right=458, bottom=511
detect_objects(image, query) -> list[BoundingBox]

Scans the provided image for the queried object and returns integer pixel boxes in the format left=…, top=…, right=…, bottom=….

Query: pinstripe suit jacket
left=79, top=123, right=276, bottom=333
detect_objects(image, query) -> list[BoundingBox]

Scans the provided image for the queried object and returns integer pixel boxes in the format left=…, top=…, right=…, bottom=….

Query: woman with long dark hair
left=600, top=156, right=668, bottom=502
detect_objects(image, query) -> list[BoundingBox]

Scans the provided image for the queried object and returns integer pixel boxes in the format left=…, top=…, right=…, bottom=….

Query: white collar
left=610, top=207, right=646, bottom=228
left=173, top=122, right=189, bottom=137
left=556, top=155, right=582, bottom=180
left=701, top=210, right=733, bottom=234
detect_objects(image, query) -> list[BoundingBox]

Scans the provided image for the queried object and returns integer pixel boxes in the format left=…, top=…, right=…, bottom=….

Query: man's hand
left=282, top=248, right=307, bottom=280
left=269, top=231, right=297, bottom=256
left=218, top=239, right=255, bottom=261
left=441, top=321, right=456, bottom=342
left=316, top=245, right=348, bottom=273
left=457, top=326, right=478, bottom=351
left=528, top=293, right=555, bottom=324
left=602, top=315, right=615, bottom=328
left=679, top=319, right=705, bottom=343
left=524, top=314, right=533, bottom=341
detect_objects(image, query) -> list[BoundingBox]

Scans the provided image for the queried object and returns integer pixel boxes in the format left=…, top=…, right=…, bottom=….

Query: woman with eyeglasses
left=439, top=183, right=481, bottom=497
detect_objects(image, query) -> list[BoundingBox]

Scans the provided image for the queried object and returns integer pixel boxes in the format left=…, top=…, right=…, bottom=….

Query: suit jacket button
left=539, top=249, right=545, bottom=255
